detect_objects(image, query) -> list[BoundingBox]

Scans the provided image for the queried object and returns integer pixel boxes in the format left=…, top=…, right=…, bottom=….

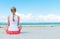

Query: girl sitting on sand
left=5, top=7, right=22, bottom=34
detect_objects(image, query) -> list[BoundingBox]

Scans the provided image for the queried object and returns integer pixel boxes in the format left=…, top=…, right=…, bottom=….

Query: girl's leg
left=4, top=26, right=9, bottom=30
left=18, top=26, right=22, bottom=30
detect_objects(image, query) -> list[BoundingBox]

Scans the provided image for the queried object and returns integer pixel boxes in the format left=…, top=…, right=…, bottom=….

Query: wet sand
left=0, top=26, right=60, bottom=39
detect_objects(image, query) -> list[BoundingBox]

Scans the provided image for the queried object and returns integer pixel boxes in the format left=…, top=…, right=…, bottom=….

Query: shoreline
left=0, top=25, right=60, bottom=28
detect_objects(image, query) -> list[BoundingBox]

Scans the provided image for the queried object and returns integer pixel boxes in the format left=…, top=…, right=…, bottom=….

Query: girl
left=5, top=7, right=22, bottom=34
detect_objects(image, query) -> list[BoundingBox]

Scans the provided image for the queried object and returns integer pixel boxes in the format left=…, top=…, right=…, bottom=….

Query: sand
left=0, top=26, right=60, bottom=39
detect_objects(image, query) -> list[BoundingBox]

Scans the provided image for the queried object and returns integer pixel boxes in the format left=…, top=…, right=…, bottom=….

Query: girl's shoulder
left=8, top=16, right=10, bottom=18
left=16, top=15, right=20, bottom=18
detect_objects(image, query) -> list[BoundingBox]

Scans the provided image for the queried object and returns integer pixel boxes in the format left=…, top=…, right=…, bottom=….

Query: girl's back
left=8, top=15, right=19, bottom=31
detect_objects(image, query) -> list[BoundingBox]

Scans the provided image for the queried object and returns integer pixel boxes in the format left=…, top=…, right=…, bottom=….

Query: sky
left=0, top=0, right=60, bottom=22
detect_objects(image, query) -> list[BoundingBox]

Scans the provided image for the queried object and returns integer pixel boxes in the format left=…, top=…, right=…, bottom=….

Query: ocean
left=0, top=22, right=60, bottom=27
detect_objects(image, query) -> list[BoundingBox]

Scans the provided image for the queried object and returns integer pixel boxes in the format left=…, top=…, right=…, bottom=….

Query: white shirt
left=8, top=15, right=19, bottom=31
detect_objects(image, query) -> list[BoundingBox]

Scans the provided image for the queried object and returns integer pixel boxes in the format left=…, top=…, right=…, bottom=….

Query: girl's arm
left=18, top=16, right=22, bottom=30
left=18, top=16, right=20, bottom=26
left=8, top=16, right=10, bottom=26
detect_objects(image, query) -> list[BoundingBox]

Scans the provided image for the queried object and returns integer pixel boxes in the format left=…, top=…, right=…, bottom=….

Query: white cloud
left=0, top=12, right=60, bottom=22
left=0, top=16, right=7, bottom=22
left=38, top=14, right=60, bottom=22
left=16, top=12, right=60, bottom=22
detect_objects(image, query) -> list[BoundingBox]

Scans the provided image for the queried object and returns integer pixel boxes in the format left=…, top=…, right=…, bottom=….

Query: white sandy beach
left=0, top=26, right=60, bottom=39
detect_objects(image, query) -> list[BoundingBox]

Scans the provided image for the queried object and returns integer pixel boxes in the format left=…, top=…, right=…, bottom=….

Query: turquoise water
left=0, top=22, right=60, bottom=26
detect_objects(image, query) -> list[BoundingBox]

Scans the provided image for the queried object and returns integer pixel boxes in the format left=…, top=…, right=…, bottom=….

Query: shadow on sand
left=21, top=31, right=29, bottom=34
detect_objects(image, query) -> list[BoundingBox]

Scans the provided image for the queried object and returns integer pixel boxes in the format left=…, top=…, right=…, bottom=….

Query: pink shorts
left=6, top=27, right=21, bottom=34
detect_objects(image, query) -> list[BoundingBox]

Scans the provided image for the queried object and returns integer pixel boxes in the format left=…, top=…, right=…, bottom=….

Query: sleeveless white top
left=8, top=15, right=19, bottom=31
